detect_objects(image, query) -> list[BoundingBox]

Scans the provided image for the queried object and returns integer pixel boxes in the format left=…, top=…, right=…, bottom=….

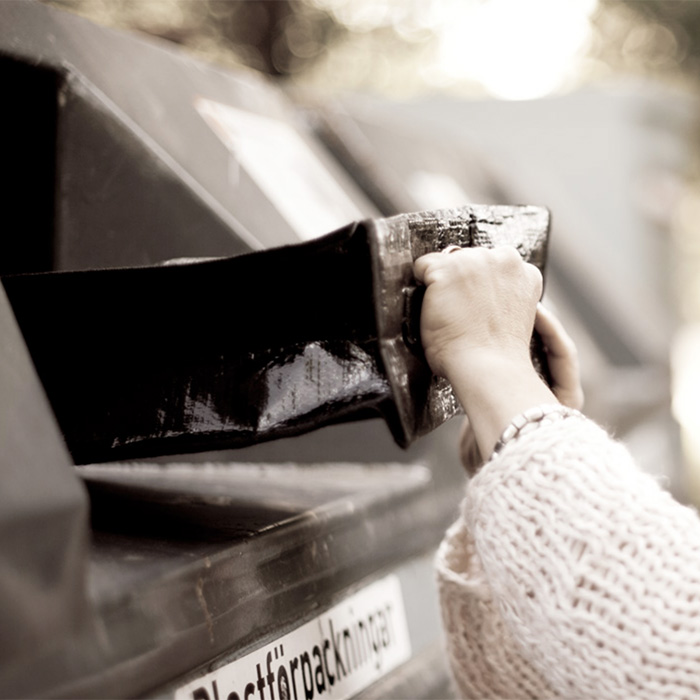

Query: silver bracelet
left=492, top=404, right=581, bottom=456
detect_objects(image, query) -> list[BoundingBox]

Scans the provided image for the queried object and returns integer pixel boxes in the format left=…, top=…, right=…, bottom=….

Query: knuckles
left=416, top=246, right=543, bottom=307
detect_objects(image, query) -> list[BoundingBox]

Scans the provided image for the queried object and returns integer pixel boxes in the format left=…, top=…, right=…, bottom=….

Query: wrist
left=442, top=349, right=559, bottom=458
left=441, top=346, right=534, bottom=391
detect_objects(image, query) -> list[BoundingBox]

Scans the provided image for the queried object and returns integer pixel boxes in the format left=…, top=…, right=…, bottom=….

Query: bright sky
left=311, top=0, right=600, bottom=99
left=436, top=0, right=600, bottom=100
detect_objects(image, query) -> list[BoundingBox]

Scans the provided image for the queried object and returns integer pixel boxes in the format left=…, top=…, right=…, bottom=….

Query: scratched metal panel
left=0, top=461, right=447, bottom=698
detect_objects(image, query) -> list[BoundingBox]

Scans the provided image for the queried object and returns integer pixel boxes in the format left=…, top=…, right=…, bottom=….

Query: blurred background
left=39, top=0, right=700, bottom=504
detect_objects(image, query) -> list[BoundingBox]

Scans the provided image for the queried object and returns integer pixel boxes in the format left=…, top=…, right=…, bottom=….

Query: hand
left=413, top=246, right=543, bottom=378
left=535, top=304, right=584, bottom=410
left=414, top=246, right=558, bottom=458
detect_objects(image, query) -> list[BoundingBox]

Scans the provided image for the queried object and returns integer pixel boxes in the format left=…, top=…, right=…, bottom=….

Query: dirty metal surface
left=0, top=284, right=89, bottom=672
left=0, top=1, right=378, bottom=273
left=0, top=461, right=438, bottom=698
left=3, top=205, right=549, bottom=464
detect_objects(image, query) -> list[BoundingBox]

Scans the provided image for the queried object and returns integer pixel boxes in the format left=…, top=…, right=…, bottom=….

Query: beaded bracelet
left=492, top=404, right=583, bottom=456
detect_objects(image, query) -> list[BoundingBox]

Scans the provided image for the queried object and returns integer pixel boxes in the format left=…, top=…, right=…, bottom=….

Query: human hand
left=535, top=304, right=584, bottom=410
left=414, top=246, right=559, bottom=458
left=413, top=246, right=543, bottom=379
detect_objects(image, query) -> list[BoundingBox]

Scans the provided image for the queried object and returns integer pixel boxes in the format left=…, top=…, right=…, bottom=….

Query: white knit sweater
left=436, top=405, right=700, bottom=699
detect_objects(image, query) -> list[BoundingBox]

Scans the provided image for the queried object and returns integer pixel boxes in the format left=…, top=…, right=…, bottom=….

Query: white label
left=195, top=98, right=363, bottom=241
left=175, top=575, right=411, bottom=700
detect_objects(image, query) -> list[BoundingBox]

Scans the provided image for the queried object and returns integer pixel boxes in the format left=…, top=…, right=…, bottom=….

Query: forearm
left=442, top=349, right=559, bottom=458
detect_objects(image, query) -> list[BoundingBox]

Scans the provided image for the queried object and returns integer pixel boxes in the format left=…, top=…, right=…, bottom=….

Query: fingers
left=535, top=303, right=577, bottom=360
left=414, top=246, right=542, bottom=288
left=413, top=245, right=545, bottom=378
left=535, top=304, right=585, bottom=410
left=413, top=251, right=443, bottom=284
left=414, top=246, right=544, bottom=317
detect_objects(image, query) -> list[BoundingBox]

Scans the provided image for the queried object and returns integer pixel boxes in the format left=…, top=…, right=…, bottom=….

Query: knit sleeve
left=436, top=406, right=700, bottom=699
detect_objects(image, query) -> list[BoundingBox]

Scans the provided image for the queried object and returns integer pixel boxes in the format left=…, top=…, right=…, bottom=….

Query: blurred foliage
left=40, top=0, right=433, bottom=89
left=40, top=0, right=700, bottom=95
left=40, top=0, right=323, bottom=75
left=592, top=1, right=700, bottom=86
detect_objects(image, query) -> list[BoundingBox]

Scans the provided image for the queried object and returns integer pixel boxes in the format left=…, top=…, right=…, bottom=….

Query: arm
left=416, top=247, right=700, bottom=698
left=439, top=411, right=700, bottom=699
left=458, top=302, right=585, bottom=474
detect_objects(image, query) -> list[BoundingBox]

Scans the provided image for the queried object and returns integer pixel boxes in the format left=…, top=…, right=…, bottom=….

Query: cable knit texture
left=436, top=406, right=700, bottom=699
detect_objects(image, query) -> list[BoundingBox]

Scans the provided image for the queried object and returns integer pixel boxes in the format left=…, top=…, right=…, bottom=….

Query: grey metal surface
left=356, top=643, right=456, bottom=700
left=0, top=6, right=510, bottom=698
left=0, top=0, right=379, bottom=272
left=0, top=461, right=455, bottom=698
left=153, top=551, right=453, bottom=700
left=307, top=97, right=508, bottom=216
left=0, top=285, right=89, bottom=682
